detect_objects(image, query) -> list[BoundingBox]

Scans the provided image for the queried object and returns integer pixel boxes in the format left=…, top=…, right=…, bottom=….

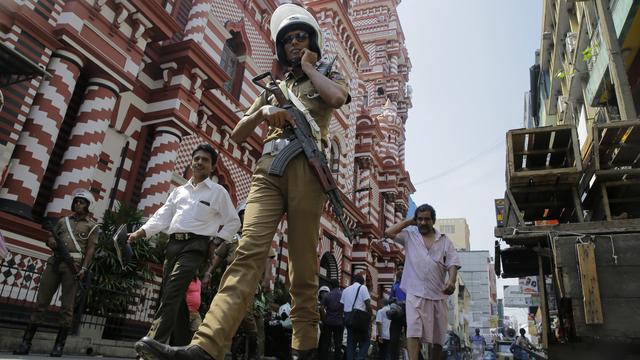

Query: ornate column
left=45, top=78, right=120, bottom=218
left=0, top=51, right=84, bottom=218
left=183, top=0, right=212, bottom=43
left=137, top=127, right=182, bottom=216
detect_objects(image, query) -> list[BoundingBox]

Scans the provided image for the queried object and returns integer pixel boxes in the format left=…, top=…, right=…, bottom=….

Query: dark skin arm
left=299, top=49, right=348, bottom=108
left=77, top=228, right=98, bottom=280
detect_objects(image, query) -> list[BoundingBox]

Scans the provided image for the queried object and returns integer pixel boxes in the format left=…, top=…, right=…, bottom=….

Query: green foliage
left=555, top=69, right=576, bottom=79
left=272, top=279, right=291, bottom=306
left=85, top=204, right=159, bottom=316
left=582, top=46, right=595, bottom=62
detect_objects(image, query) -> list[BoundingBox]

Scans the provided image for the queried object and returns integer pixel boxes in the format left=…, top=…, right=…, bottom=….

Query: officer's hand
left=261, top=105, right=295, bottom=129
left=46, top=236, right=57, bottom=250
left=76, top=268, right=86, bottom=281
left=300, top=48, right=318, bottom=68
left=127, top=229, right=145, bottom=244
left=201, top=272, right=212, bottom=287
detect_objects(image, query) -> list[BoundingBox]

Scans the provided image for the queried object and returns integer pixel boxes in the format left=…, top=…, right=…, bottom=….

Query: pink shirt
left=185, top=278, right=201, bottom=312
left=396, top=227, right=461, bottom=300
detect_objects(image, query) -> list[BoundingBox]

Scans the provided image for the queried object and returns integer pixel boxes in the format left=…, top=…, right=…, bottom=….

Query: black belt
left=170, top=232, right=209, bottom=241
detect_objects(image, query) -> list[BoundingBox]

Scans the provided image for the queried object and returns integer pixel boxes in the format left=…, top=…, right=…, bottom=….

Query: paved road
left=0, top=354, right=133, bottom=360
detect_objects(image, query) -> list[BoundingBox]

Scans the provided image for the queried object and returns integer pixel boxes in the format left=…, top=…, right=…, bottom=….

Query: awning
left=0, top=41, right=51, bottom=88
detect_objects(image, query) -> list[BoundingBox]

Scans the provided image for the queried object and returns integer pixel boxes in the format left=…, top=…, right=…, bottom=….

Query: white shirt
left=340, top=282, right=370, bottom=312
left=141, top=178, right=240, bottom=241
left=375, top=305, right=392, bottom=340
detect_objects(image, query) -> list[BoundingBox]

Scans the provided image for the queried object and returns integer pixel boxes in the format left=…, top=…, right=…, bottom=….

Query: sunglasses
left=283, top=32, right=309, bottom=45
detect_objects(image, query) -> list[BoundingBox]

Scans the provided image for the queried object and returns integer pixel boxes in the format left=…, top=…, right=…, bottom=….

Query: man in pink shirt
left=384, top=204, right=461, bottom=360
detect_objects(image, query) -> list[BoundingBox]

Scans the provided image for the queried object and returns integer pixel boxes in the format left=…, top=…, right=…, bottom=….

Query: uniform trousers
left=192, top=153, right=325, bottom=359
left=31, top=261, right=78, bottom=328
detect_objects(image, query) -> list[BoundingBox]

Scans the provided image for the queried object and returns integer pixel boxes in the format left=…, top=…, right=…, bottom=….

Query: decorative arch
left=319, top=251, right=340, bottom=288
left=213, top=159, right=238, bottom=205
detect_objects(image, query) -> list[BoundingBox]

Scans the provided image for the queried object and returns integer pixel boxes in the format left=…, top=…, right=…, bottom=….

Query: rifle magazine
left=268, top=140, right=303, bottom=176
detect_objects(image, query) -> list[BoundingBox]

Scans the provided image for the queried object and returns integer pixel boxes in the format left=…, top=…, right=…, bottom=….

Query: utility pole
left=594, top=0, right=638, bottom=121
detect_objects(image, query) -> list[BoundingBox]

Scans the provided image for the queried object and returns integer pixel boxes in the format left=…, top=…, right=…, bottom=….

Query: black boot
left=291, top=348, right=318, bottom=360
left=135, top=337, right=216, bottom=360
left=13, top=323, right=38, bottom=355
left=50, top=327, right=69, bottom=357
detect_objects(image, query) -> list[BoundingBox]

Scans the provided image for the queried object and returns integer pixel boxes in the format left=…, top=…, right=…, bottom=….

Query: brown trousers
left=31, top=261, right=78, bottom=328
left=192, top=154, right=325, bottom=359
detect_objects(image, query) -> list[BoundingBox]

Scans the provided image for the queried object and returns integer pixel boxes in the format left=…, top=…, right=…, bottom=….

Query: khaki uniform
left=192, top=70, right=348, bottom=359
left=32, top=216, right=98, bottom=328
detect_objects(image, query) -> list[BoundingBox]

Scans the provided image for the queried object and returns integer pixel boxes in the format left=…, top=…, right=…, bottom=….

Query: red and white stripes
left=137, top=127, right=182, bottom=216
left=0, top=52, right=83, bottom=215
left=45, top=78, right=119, bottom=218
left=183, top=0, right=212, bottom=43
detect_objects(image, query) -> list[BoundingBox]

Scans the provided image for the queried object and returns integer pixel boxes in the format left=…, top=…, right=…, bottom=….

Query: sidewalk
left=0, top=354, right=133, bottom=360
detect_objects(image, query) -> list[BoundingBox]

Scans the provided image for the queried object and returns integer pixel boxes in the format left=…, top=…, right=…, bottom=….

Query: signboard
left=503, top=285, right=540, bottom=308
left=494, top=199, right=505, bottom=227
left=519, top=276, right=539, bottom=294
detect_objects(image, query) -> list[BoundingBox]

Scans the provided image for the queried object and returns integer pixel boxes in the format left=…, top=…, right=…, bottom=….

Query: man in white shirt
left=340, top=274, right=372, bottom=360
left=375, top=299, right=392, bottom=360
left=130, top=144, right=240, bottom=348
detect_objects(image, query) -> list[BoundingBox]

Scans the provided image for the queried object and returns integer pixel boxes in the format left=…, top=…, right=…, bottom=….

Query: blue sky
left=397, top=0, right=543, bottom=315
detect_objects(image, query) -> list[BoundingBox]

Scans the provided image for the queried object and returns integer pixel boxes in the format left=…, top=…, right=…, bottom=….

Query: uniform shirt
left=340, top=282, right=370, bottom=312
left=244, top=69, right=349, bottom=144
left=395, top=227, right=461, bottom=300
left=375, top=305, right=392, bottom=340
left=50, top=215, right=99, bottom=265
left=141, top=177, right=240, bottom=241
left=321, top=287, right=344, bottom=327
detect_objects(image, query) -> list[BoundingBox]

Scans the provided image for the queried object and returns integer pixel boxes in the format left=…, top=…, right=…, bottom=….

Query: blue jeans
left=346, top=327, right=370, bottom=360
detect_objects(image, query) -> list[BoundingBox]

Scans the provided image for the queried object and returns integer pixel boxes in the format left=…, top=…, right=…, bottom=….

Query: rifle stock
left=252, top=71, right=354, bottom=242
left=44, top=221, right=80, bottom=275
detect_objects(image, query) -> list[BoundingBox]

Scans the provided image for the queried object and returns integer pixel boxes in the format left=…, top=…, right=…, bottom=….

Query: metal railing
left=0, top=254, right=160, bottom=341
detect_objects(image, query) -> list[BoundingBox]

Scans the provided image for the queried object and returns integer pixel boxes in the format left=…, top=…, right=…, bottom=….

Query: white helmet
left=72, top=188, right=95, bottom=211
left=270, top=4, right=323, bottom=66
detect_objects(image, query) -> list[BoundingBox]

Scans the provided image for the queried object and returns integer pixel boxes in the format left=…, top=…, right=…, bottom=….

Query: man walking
left=470, top=328, right=486, bottom=360
left=134, top=4, right=349, bottom=360
left=129, top=144, right=240, bottom=346
left=14, top=189, right=100, bottom=357
left=319, top=279, right=344, bottom=360
left=341, top=274, right=372, bottom=360
left=388, top=263, right=406, bottom=360
left=384, top=204, right=461, bottom=360
left=375, top=299, right=392, bottom=360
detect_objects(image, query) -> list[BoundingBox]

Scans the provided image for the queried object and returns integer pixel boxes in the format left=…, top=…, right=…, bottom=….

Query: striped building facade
left=0, top=0, right=413, bottom=313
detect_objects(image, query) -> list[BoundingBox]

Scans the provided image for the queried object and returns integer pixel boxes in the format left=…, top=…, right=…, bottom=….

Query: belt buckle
left=174, top=233, right=186, bottom=240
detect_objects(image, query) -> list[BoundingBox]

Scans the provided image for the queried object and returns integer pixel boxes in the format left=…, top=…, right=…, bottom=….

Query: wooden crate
left=501, top=185, right=584, bottom=229
left=590, top=120, right=640, bottom=181
left=507, top=125, right=582, bottom=187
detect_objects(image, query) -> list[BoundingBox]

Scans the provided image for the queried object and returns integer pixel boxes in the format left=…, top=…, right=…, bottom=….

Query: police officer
left=14, top=189, right=100, bottom=357
left=129, top=144, right=240, bottom=347
left=134, top=4, right=350, bottom=360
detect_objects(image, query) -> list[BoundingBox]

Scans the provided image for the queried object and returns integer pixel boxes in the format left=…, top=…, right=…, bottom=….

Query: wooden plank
left=494, top=218, right=640, bottom=241
left=600, top=183, right=612, bottom=221
left=576, top=242, right=604, bottom=324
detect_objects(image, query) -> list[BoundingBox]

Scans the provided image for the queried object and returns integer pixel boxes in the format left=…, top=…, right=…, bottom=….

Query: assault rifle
left=43, top=220, right=80, bottom=275
left=251, top=63, right=353, bottom=242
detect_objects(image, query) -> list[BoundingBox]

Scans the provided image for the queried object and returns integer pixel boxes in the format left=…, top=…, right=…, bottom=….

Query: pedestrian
left=13, top=189, right=100, bottom=357
left=388, top=263, right=406, bottom=360
left=133, top=3, right=349, bottom=360
left=384, top=203, right=462, bottom=360
left=375, top=299, right=392, bottom=360
left=129, top=143, right=240, bottom=347
left=511, top=328, right=533, bottom=360
left=319, top=279, right=345, bottom=360
left=470, top=328, right=486, bottom=360
left=341, top=274, right=372, bottom=360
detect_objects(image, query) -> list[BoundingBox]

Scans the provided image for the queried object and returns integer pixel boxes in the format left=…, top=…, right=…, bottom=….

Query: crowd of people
left=9, top=3, right=468, bottom=360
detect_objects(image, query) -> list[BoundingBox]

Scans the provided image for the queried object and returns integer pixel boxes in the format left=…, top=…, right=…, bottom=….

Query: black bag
left=344, top=285, right=370, bottom=332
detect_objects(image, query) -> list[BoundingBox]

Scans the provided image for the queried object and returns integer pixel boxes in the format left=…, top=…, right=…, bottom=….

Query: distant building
left=457, top=250, right=492, bottom=337
left=436, top=218, right=470, bottom=251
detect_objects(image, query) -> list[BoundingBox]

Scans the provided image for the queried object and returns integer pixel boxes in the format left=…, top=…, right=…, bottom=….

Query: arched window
left=330, top=139, right=340, bottom=173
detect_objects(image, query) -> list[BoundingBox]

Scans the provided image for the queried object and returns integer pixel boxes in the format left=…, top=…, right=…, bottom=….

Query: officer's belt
left=170, top=232, right=209, bottom=241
